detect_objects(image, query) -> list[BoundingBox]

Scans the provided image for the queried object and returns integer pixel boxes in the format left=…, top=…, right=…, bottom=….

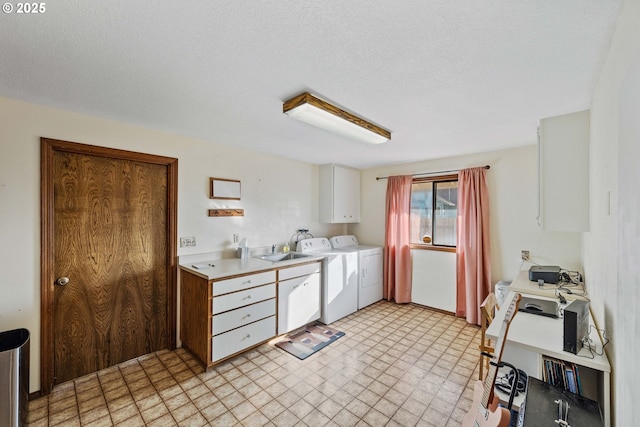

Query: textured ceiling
left=0, top=1, right=622, bottom=168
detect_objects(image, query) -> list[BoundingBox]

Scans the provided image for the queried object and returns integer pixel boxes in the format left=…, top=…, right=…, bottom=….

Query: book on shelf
left=541, top=355, right=583, bottom=395
left=565, top=367, right=576, bottom=394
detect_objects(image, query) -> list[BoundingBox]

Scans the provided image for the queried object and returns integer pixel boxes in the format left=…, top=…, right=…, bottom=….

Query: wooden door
left=41, top=138, right=177, bottom=394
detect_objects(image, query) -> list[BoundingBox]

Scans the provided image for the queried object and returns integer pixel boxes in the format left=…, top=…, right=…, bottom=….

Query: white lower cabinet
left=278, top=262, right=321, bottom=334
left=212, top=316, right=275, bottom=361
left=180, top=268, right=277, bottom=369
left=181, top=260, right=322, bottom=369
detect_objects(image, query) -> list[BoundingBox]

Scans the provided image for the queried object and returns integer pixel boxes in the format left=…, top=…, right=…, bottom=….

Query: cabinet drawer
left=213, top=270, right=276, bottom=296
left=212, top=298, right=276, bottom=336
left=212, top=283, right=275, bottom=313
left=212, top=316, right=275, bottom=362
left=279, top=262, right=321, bottom=281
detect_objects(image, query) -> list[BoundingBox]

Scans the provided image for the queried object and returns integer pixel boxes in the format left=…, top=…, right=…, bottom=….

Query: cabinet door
left=359, top=249, right=383, bottom=309
left=539, top=110, right=590, bottom=231
left=361, top=250, right=382, bottom=289
left=333, top=165, right=360, bottom=223
left=297, top=272, right=321, bottom=326
left=320, top=164, right=360, bottom=223
left=277, top=278, right=297, bottom=334
left=278, top=273, right=321, bottom=334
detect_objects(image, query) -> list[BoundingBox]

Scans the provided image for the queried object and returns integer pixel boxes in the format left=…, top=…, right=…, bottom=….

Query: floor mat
left=274, top=324, right=345, bottom=360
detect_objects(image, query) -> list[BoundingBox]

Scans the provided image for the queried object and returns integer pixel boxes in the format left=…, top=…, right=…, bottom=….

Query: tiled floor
left=27, top=301, right=481, bottom=426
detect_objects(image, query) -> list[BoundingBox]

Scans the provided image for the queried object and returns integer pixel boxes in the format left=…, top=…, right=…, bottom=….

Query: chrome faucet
left=271, top=244, right=276, bottom=253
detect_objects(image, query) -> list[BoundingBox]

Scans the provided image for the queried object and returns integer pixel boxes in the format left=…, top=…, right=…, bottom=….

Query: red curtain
left=383, top=175, right=413, bottom=303
left=456, top=167, right=491, bottom=325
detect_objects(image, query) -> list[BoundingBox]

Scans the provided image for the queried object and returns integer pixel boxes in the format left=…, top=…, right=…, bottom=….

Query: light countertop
left=179, top=254, right=324, bottom=280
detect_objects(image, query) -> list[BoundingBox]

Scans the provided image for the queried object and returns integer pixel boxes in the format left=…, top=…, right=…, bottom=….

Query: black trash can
left=0, top=328, right=30, bottom=427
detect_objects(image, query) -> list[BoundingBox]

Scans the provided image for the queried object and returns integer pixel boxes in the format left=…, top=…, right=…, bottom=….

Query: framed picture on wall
left=210, top=177, right=241, bottom=200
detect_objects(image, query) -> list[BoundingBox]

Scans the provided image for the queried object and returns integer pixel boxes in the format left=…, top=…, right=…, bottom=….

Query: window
left=410, top=174, right=458, bottom=247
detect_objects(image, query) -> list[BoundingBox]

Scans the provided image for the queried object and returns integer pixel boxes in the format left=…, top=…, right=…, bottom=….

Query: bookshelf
left=541, top=355, right=593, bottom=397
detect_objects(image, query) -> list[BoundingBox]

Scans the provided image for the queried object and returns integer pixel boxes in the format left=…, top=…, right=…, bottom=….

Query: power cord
left=557, top=268, right=590, bottom=301
left=519, top=260, right=591, bottom=300
left=555, top=289, right=567, bottom=304
left=578, top=325, right=610, bottom=359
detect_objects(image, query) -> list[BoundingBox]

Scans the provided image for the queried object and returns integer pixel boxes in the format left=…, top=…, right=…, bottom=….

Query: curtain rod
left=375, top=165, right=490, bottom=181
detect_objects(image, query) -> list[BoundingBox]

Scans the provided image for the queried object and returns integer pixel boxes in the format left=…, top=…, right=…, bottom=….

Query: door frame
left=40, top=138, right=178, bottom=395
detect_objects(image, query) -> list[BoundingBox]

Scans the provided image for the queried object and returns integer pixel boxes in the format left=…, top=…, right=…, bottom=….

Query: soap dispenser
left=283, top=241, right=290, bottom=253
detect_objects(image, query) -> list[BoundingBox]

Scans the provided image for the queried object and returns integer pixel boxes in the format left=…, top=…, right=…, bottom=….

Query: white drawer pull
left=245, top=313, right=252, bottom=319
left=244, top=295, right=252, bottom=300
left=244, top=334, right=251, bottom=340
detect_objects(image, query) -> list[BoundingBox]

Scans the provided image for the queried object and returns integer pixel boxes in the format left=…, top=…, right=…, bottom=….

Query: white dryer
left=329, top=235, right=384, bottom=309
left=296, top=237, right=358, bottom=324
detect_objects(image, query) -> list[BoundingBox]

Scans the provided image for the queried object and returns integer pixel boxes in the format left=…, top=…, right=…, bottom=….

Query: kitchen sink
left=254, top=252, right=310, bottom=262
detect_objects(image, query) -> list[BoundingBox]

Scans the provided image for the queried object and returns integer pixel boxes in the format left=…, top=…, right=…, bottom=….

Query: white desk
left=487, top=273, right=611, bottom=427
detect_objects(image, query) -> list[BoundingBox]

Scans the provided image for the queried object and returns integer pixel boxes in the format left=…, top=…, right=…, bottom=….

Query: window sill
left=410, top=244, right=456, bottom=253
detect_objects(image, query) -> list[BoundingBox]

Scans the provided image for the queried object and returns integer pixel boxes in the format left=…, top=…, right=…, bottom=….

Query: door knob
left=55, top=277, right=70, bottom=286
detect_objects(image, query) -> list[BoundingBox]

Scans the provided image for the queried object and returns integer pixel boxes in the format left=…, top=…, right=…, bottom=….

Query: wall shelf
left=208, top=209, right=244, bottom=217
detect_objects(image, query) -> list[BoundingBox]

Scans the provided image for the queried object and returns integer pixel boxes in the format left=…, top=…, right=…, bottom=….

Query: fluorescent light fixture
left=283, top=92, right=391, bottom=145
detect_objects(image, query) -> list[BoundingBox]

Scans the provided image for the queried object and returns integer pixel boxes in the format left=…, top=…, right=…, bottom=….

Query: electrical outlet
left=521, top=250, right=530, bottom=261
left=233, top=233, right=239, bottom=244
left=180, top=236, right=196, bottom=247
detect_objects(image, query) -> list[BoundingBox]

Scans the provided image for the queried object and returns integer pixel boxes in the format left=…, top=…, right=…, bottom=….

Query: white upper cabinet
left=319, top=164, right=361, bottom=223
left=539, top=110, right=590, bottom=232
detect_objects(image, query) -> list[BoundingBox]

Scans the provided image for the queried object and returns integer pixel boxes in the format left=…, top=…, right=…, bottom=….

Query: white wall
left=411, top=250, right=456, bottom=312
left=352, top=145, right=583, bottom=288
left=585, top=1, right=640, bottom=424
left=0, top=96, right=344, bottom=393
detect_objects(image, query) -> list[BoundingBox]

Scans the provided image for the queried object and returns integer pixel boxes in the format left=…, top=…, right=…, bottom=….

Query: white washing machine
left=329, top=235, right=384, bottom=309
left=296, top=237, right=358, bottom=324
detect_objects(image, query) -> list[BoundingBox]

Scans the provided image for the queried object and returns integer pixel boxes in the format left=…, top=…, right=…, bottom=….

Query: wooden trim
left=40, top=139, right=55, bottom=396
left=283, top=92, right=391, bottom=140
left=180, top=270, right=210, bottom=365
left=166, top=156, right=178, bottom=350
left=410, top=243, right=456, bottom=253
left=41, top=138, right=178, bottom=164
left=40, top=138, right=178, bottom=395
left=409, top=302, right=456, bottom=317
left=412, top=173, right=458, bottom=183
left=208, top=209, right=244, bottom=217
